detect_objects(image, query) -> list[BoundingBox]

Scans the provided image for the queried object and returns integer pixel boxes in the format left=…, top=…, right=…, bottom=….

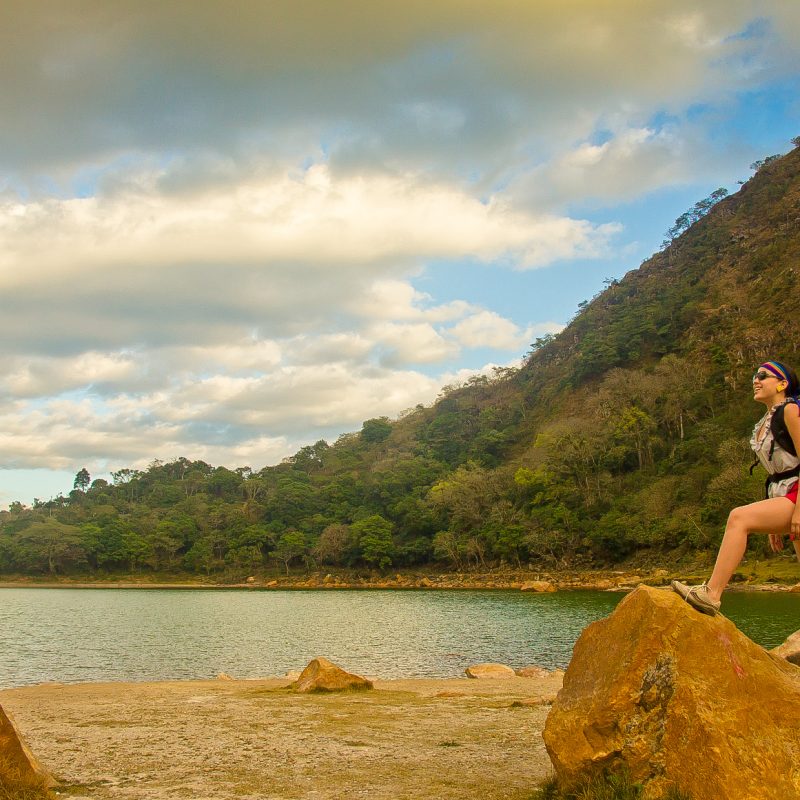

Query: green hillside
left=3, top=145, right=800, bottom=578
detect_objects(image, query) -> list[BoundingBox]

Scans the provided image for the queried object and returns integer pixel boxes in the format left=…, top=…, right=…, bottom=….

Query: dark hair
left=764, top=360, right=800, bottom=398
left=785, top=364, right=800, bottom=398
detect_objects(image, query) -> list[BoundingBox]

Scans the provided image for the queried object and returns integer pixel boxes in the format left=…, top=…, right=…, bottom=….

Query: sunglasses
left=752, top=371, right=780, bottom=382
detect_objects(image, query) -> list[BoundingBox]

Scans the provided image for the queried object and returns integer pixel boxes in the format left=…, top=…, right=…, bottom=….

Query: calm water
left=0, top=588, right=798, bottom=689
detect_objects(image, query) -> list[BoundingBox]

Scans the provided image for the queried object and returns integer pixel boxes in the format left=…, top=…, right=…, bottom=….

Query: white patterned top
left=750, top=402, right=800, bottom=497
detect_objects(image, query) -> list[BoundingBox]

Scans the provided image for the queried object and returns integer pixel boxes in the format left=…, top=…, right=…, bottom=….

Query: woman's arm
left=784, top=403, right=800, bottom=541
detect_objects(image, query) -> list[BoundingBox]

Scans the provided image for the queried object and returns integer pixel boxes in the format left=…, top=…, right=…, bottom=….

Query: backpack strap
left=769, top=400, right=798, bottom=458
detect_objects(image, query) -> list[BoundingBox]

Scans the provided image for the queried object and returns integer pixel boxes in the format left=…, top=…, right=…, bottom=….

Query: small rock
left=515, top=665, right=552, bottom=679
left=770, top=629, right=800, bottom=665
left=216, top=672, right=234, bottom=681
left=293, top=657, right=373, bottom=693
left=245, top=576, right=256, bottom=584
left=520, top=580, right=556, bottom=593
left=465, top=662, right=516, bottom=679
left=419, top=577, right=433, bottom=587
left=265, top=580, right=278, bottom=587
left=323, top=574, right=334, bottom=584
left=790, top=582, right=800, bottom=593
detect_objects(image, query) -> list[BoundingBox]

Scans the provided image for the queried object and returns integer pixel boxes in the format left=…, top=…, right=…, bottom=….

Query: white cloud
left=0, top=360, right=447, bottom=472
left=450, top=311, right=527, bottom=350
left=0, top=352, right=140, bottom=397
left=0, top=166, right=618, bottom=283
left=450, top=312, right=563, bottom=351
left=370, top=322, right=460, bottom=366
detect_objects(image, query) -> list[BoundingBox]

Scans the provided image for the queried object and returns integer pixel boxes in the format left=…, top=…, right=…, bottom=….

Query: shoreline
left=1, top=566, right=799, bottom=592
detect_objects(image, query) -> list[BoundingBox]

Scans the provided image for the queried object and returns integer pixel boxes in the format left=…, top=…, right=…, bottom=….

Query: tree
left=750, top=155, right=780, bottom=172
left=184, top=536, right=215, bottom=575
left=313, top=524, right=351, bottom=565
left=147, top=521, right=184, bottom=570
left=270, top=530, right=307, bottom=575
left=361, top=417, right=392, bottom=444
left=351, top=515, right=394, bottom=569
left=432, top=530, right=465, bottom=569
left=14, top=520, right=87, bottom=574
left=661, top=188, right=728, bottom=249
left=73, top=468, right=91, bottom=492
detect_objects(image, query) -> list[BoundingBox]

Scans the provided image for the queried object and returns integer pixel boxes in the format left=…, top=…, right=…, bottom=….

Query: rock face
left=771, top=629, right=800, bottom=665
left=0, top=704, right=52, bottom=787
left=465, top=663, right=516, bottom=679
left=292, top=657, right=373, bottom=693
left=543, top=585, right=800, bottom=800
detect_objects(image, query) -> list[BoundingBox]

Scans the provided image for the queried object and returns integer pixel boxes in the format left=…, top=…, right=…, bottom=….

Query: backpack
left=770, top=399, right=800, bottom=457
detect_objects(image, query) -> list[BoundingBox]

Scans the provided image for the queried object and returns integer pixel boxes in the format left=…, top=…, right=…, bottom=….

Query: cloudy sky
left=2, top=1, right=800, bottom=505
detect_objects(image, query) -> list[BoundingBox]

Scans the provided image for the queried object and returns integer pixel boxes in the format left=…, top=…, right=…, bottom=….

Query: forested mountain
left=3, top=145, right=800, bottom=578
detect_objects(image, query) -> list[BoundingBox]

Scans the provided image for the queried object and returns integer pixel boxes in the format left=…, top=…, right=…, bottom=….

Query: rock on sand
left=292, top=657, right=373, bottom=693
left=465, top=663, right=516, bottom=679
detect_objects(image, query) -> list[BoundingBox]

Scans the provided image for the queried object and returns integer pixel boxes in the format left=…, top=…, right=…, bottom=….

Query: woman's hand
left=791, top=509, right=800, bottom=541
left=769, top=533, right=785, bottom=552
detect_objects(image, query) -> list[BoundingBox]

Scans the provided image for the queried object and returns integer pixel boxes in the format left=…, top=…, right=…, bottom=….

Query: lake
left=1, top=587, right=798, bottom=689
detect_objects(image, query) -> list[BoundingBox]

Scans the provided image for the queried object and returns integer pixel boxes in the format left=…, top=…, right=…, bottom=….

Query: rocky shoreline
left=1, top=566, right=800, bottom=592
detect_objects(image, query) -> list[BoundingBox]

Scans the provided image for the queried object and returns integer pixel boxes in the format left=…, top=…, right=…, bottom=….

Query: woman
left=672, top=360, right=800, bottom=615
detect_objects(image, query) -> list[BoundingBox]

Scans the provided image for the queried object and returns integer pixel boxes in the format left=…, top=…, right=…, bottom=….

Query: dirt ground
left=0, top=673, right=563, bottom=800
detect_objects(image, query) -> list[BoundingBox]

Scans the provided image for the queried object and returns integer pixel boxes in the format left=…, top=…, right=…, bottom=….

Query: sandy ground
left=0, top=674, right=563, bottom=800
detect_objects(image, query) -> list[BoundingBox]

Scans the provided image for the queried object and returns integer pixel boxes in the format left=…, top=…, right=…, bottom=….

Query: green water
left=0, top=588, right=797, bottom=689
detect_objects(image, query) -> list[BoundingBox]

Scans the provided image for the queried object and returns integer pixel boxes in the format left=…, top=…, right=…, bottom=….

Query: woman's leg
left=706, top=497, right=795, bottom=602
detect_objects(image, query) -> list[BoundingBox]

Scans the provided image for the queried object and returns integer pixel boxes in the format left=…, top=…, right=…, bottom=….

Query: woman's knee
left=726, top=505, right=749, bottom=530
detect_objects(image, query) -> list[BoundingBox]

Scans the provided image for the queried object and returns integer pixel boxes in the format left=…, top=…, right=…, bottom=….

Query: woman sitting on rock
left=672, top=360, right=800, bottom=615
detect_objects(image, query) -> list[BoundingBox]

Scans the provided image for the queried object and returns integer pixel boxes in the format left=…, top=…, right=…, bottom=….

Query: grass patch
left=0, top=758, right=54, bottom=800
left=530, top=771, right=692, bottom=800
left=736, top=555, right=800, bottom=584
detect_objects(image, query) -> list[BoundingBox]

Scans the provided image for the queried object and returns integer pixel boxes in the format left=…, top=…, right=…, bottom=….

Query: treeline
left=0, top=354, right=765, bottom=578
left=2, top=144, right=799, bottom=578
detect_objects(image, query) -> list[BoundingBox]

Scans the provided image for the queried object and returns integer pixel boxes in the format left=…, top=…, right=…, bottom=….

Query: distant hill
left=3, top=145, right=800, bottom=577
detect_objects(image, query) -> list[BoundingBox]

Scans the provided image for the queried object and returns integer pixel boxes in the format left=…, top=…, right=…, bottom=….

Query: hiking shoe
left=671, top=580, right=721, bottom=616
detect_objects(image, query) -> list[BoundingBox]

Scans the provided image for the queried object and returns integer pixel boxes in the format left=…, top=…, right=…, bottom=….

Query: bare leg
left=793, top=538, right=800, bottom=563
left=706, top=497, right=795, bottom=602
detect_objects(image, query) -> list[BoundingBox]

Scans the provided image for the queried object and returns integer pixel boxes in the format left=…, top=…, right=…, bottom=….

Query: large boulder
left=0, top=704, right=53, bottom=787
left=292, top=657, right=373, bottom=693
left=465, top=662, right=516, bottom=679
left=543, top=585, right=800, bottom=799
left=771, top=629, right=800, bottom=665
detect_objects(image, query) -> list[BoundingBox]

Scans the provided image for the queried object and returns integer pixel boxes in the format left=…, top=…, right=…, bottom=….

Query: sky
left=2, top=1, right=800, bottom=506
